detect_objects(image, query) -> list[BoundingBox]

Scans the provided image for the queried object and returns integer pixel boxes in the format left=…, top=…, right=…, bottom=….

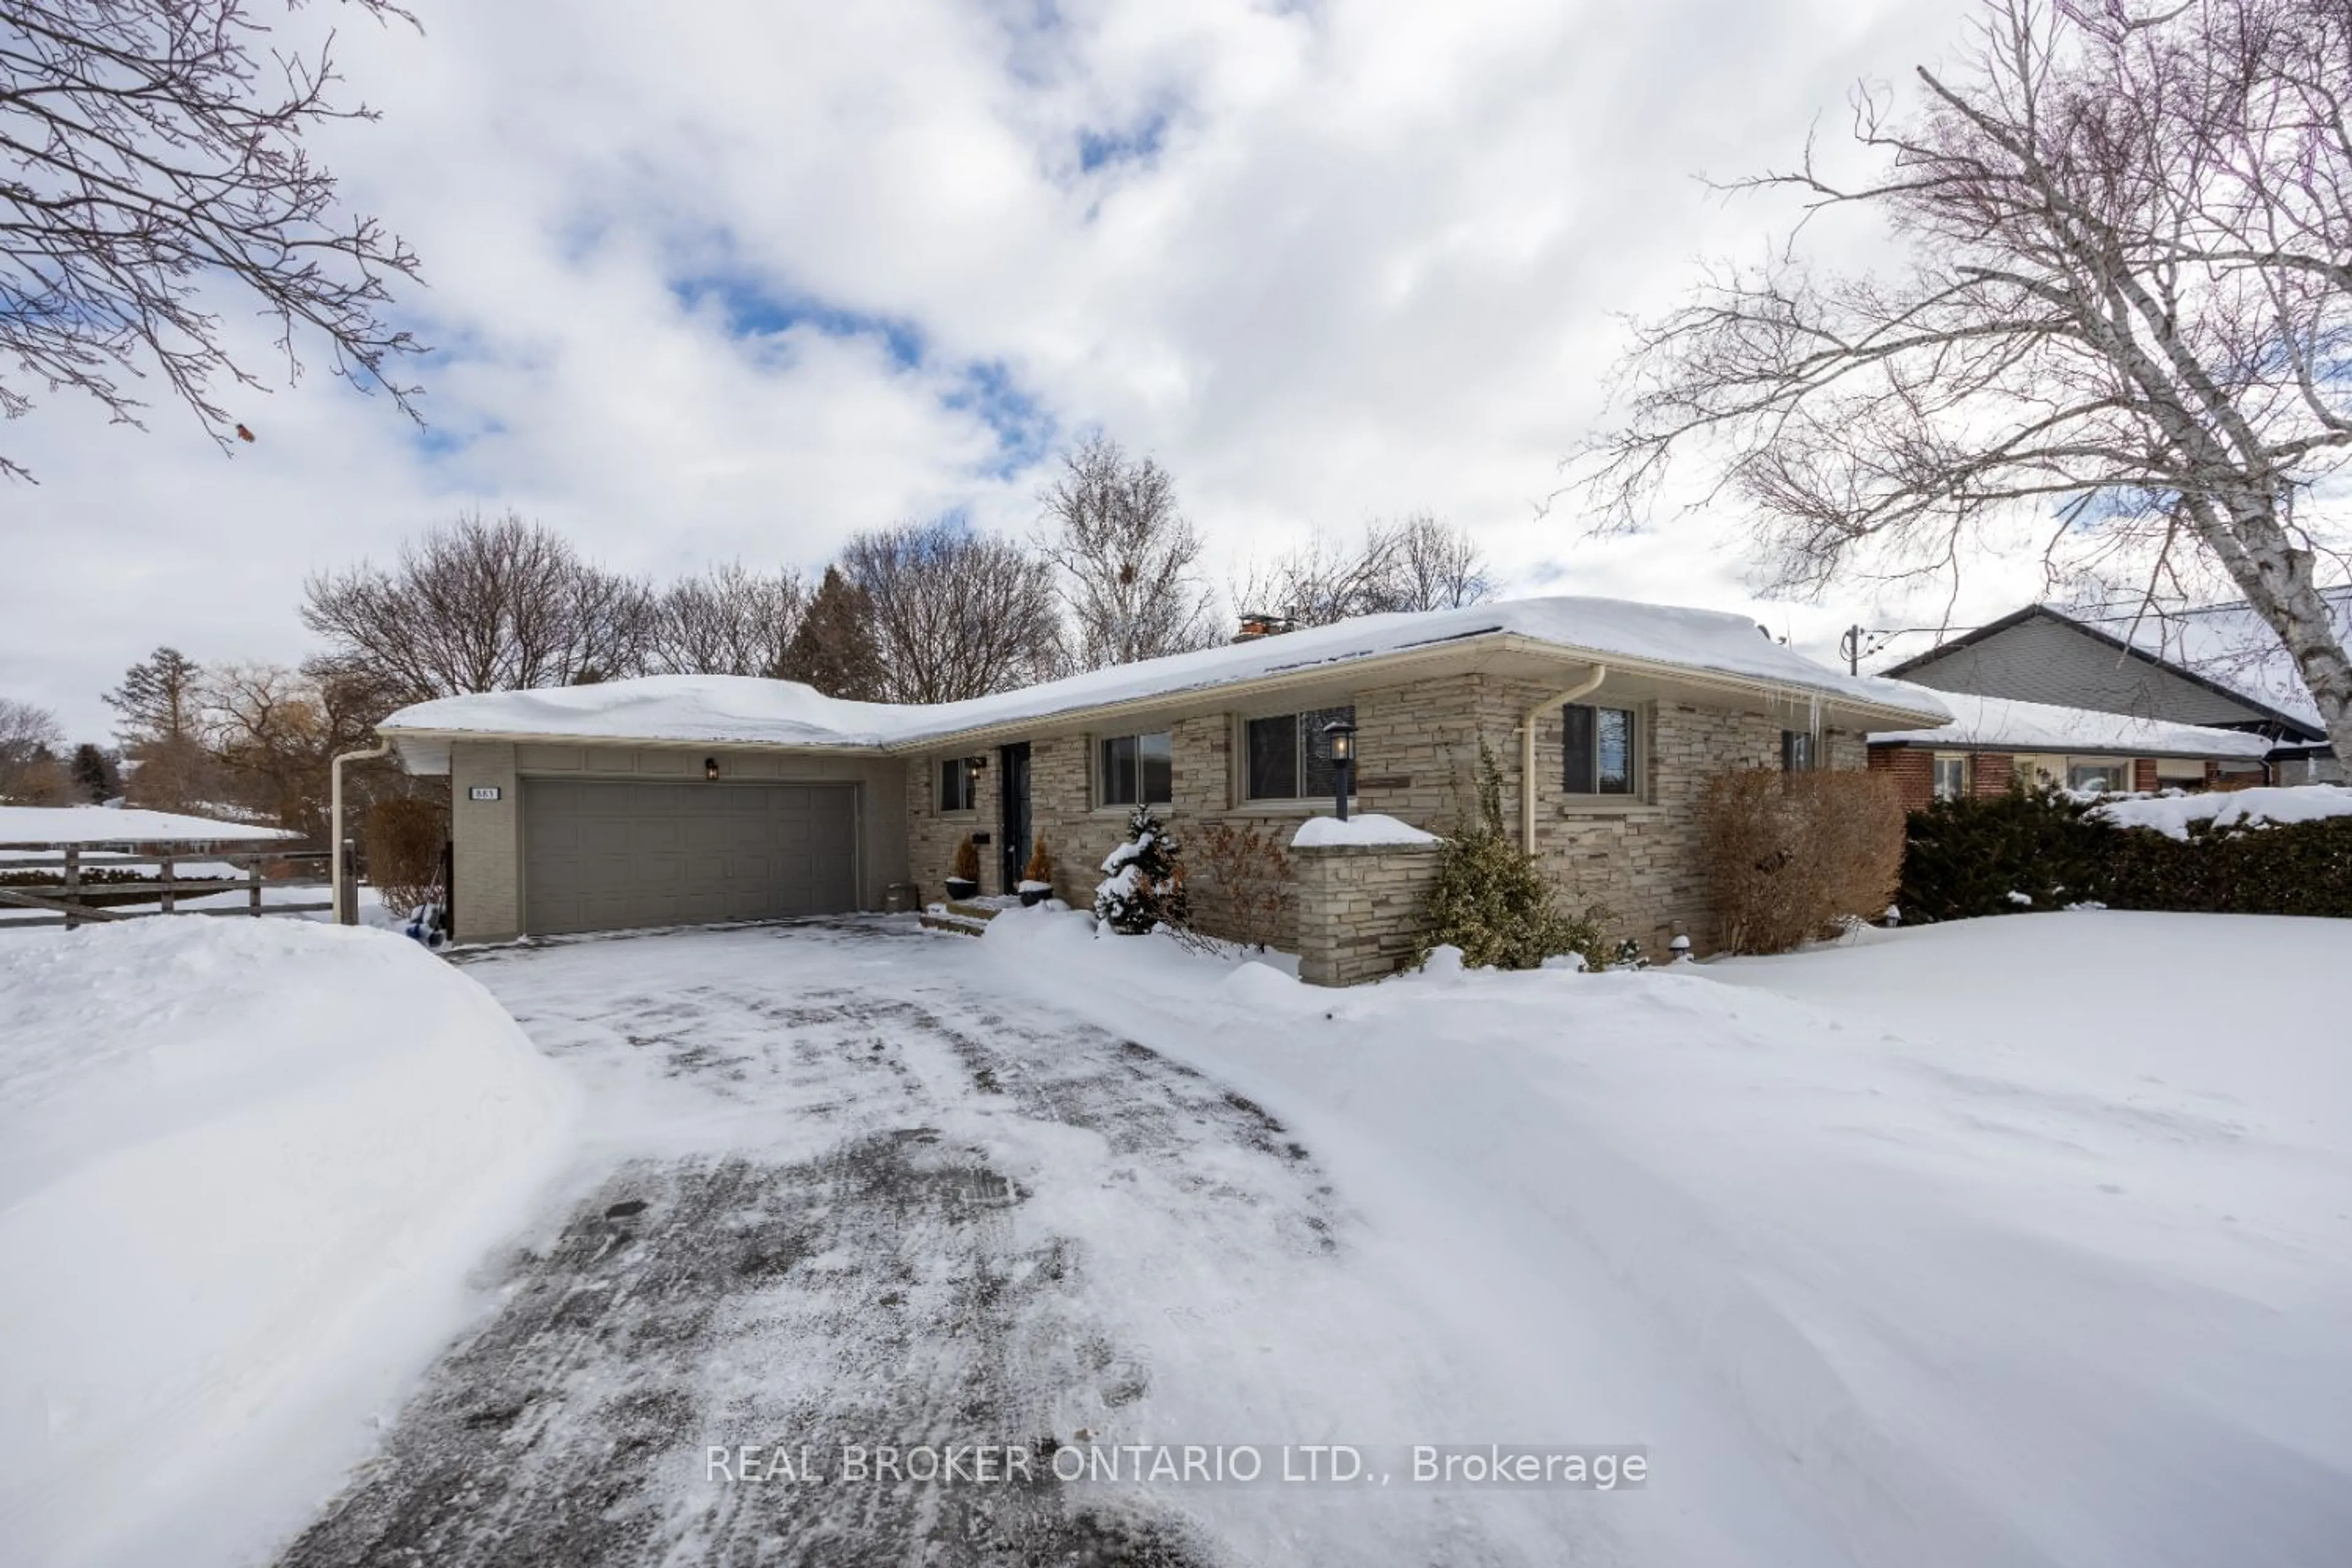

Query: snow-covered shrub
left=1901, top=785, right=2352, bottom=921
left=1896, top=785, right=2111, bottom=922
left=1094, top=804, right=1188, bottom=934
left=363, top=795, right=447, bottom=920
left=1698, top=767, right=1904, bottom=954
left=1417, top=744, right=1609, bottom=971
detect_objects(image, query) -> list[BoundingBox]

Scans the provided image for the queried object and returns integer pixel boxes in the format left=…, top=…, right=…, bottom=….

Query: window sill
left=1219, top=799, right=1360, bottom=817
left=1554, top=800, right=1664, bottom=819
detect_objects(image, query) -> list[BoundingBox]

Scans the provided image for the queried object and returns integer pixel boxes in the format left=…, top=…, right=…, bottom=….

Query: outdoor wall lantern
left=704, top=756, right=721, bottom=781
left=969, top=753, right=989, bottom=772
left=1324, top=719, right=1357, bottom=822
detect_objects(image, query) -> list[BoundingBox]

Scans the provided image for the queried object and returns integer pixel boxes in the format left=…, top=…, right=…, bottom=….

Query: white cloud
left=2, top=0, right=2056, bottom=739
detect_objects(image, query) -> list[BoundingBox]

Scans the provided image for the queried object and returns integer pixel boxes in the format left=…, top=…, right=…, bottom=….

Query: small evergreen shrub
left=1094, top=805, right=1188, bottom=934
left=1417, top=744, right=1609, bottom=971
left=363, top=796, right=448, bottom=919
left=1022, top=835, right=1054, bottom=888
left=948, top=835, right=980, bottom=886
left=1698, top=767, right=1905, bottom=954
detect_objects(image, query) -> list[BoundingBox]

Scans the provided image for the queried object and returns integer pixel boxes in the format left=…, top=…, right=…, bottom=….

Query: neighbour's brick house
left=379, top=598, right=1943, bottom=982
left=1864, top=692, right=2274, bottom=811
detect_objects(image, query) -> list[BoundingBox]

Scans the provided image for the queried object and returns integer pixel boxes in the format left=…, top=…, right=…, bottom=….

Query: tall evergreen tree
left=69, top=744, right=111, bottom=804
left=774, top=567, right=886, bottom=700
left=104, top=647, right=207, bottom=810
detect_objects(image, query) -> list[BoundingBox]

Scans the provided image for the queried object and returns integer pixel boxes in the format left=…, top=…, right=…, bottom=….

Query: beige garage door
left=522, top=780, right=858, bottom=935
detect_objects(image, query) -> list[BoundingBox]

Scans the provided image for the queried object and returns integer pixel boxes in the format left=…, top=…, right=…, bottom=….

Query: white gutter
left=1520, top=666, right=1608, bottom=853
left=329, top=739, right=391, bottom=924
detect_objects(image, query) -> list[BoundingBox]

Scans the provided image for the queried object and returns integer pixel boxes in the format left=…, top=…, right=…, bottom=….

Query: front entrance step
left=919, top=898, right=1006, bottom=938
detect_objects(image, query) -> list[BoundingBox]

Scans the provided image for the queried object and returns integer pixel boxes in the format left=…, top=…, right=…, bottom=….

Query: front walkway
left=272, top=919, right=1581, bottom=1567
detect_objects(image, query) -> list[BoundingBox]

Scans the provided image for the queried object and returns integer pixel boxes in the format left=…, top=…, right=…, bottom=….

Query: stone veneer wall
left=1292, top=840, right=1444, bottom=987
left=903, top=671, right=1872, bottom=963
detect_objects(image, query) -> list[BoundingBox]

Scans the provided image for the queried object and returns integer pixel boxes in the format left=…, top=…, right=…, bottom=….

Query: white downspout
left=1521, top=665, right=1608, bottom=854
left=330, top=739, right=393, bottom=924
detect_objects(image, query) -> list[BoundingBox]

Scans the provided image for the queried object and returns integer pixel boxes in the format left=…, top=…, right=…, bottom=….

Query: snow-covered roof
left=1870, top=691, right=2275, bottom=758
left=0, top=805, right=296, bottom=848
left=381, top=596, right=1951, bottom=767
left=2062, top=589, right=2351, bottom=731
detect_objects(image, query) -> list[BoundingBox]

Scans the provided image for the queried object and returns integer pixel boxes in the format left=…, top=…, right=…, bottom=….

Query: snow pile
left=2093, top=783, right=2352, bottom=839
left=0, top=804, right=295, bottom=847
left=974, top=907, right=2352, bottom=1565
left=0, top=919, right=576, bottom=1568
left=1291, top=812, right=1440, bottom=848
left=1871, top=690, right=2275, bottom=758
left=382, top=595, right=1950, bottom=771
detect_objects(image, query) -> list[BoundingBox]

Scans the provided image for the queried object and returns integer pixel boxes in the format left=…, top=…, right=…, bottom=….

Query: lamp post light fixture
left=1323, top=719, right=1357, bottom=823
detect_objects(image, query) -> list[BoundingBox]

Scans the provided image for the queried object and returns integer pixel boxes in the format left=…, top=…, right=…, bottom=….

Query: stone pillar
left=1293, top=839, right=1445, bottom=987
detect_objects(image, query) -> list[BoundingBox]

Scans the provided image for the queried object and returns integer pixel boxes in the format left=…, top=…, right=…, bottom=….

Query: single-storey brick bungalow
left=1865, top=692, right=2275, bottom=810
left=375, top=597, right=1949, bottom=976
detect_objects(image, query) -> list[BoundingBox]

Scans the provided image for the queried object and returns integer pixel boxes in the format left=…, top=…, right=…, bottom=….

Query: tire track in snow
left=272, top=921, right=1355, bottom=1568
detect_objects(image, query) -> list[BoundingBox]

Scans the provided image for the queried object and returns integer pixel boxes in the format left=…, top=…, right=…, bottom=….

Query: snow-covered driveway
left=275, top=919, right=1586, bottom=1568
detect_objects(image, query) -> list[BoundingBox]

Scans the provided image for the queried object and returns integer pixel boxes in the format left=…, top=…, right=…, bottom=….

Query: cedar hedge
left=1897, top=786, right=2352, bottom=921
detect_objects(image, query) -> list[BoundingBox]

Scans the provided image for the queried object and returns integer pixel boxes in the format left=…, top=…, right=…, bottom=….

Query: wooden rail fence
left=0, top=846, right=335, bottom=930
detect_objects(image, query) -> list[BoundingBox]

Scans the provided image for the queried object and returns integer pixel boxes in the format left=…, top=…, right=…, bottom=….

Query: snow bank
left=1871, top=690, right=2275, bottom=757
left=2093, top=782, right=2352, bottom=839
left=1291, top=813, right=1441, bottom=848
left=382, top=595, right=1950, bottom=769
left=0, top=804, right=294, bottom=847
left=0, top=919, right=576, bottom=1568
left=973, top=907, right=2352, bottom=1566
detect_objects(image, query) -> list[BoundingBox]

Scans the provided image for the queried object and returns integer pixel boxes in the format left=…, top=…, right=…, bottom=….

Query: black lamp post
left=1324, top=719, right=1357, bottom=822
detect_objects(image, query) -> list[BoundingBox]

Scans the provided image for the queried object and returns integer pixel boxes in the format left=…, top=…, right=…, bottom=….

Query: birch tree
left=1575, top=0, right=2352, bottom=765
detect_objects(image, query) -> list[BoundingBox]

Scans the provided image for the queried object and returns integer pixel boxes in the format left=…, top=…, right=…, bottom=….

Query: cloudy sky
left=5, top=0, right=2056, bottom=740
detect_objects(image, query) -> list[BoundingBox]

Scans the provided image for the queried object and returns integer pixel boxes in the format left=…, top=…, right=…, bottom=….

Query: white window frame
left=1931, top=752, right=1971, bottom=802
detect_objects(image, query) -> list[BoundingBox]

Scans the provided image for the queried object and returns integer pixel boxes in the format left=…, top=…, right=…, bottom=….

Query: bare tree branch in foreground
left=1, top=0, right=426, bottom=479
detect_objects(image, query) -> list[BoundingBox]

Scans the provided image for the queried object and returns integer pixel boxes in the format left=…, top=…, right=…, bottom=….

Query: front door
left=998, top=742, right=1032, bottom=894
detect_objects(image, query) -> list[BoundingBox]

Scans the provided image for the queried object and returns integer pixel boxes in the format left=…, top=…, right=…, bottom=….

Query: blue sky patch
left=671, top=273, right=927, bottom=369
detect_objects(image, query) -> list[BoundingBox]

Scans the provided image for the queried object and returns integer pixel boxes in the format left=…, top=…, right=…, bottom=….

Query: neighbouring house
left=1866, top=692, right=2276, bottom=810
left=374, top=597, right=1949, bottom=979
left=1882, top=591, right=2351, bottom=783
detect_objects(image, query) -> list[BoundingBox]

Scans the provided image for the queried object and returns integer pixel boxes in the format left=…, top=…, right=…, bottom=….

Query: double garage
left=519, top=778, right=861, bottom=936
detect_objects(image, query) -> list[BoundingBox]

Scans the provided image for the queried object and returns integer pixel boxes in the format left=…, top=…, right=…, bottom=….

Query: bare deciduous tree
left=200, top=657, right=386, bottom=835
left=1237, top=514, right=1496, bottom=628
left=843, top=519, right=1061, bottom=703
left=644, top=562, right=805, bottom=677
left=1571, top=0, right=2352, bottom=766
left=0, top=695, right=66, bottom=801
left=1035, top=433, right=1218, bottom=668
left=1, top=0, right=425, bottom=480
left=302, top=511, right=654, bottom=701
